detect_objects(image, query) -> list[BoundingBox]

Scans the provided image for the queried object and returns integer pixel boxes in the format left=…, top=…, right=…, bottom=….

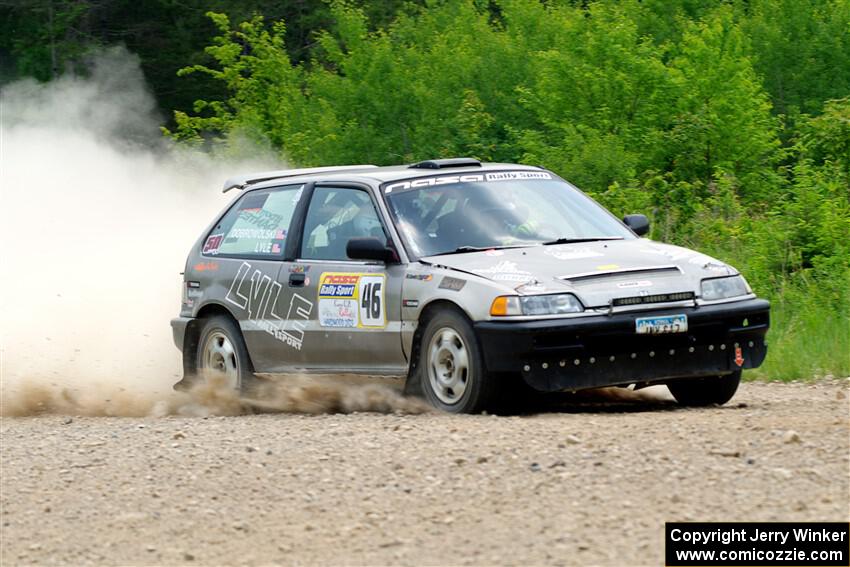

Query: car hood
left=421, top=240, right=736, bottom=308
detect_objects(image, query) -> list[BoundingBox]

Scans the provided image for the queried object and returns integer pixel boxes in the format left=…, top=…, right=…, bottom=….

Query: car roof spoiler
left=222, top=165, right=379, bottom=193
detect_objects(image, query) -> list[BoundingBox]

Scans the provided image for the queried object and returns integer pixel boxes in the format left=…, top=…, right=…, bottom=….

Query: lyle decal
left=318, top=272, right=387, bottom=328
left=225, top=261, right=313, bottom=350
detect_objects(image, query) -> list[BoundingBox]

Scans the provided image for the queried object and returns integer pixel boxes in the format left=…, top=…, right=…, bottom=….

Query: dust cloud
left=0, top=372, right=429, bottom=417
left=0, top=47, right=424, bottom=417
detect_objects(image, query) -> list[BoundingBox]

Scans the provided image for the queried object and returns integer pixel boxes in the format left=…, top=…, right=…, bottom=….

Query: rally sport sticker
left=318, top=273, right=386, bottom=329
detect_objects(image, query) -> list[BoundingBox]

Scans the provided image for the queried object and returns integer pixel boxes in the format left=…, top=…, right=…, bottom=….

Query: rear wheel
left=195, top=315, right=256, bottom=393
left=416, top=309, right=496, bottom=413
left=667, top=371, right=741, bottom=406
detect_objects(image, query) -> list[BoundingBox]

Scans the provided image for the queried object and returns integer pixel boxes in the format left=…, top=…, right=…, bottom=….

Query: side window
left=300, top=187, right=387, bottom=261
left=203, top=185, right=303, bottom=258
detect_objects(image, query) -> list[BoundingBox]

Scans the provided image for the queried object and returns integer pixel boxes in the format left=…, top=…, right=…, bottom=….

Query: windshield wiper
left=437, top=245, right=527, bottom=256
left=541, top=237, right=624, bottom=246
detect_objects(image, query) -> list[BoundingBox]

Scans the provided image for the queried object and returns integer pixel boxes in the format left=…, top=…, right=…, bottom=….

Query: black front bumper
left=475, top=298, right=770, bottom=392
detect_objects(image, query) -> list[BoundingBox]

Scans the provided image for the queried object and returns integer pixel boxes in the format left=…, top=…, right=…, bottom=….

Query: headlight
left=490, top=293, right=583, bottom=316
left=700, top=275, right=751, bottom=301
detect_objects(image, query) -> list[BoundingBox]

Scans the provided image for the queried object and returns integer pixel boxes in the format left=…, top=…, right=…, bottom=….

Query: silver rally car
left=171, top=158, right=770, bottom=413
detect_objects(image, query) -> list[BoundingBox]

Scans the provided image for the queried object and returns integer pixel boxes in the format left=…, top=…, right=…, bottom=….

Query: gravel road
left=1, top=380, right=848, bottom=566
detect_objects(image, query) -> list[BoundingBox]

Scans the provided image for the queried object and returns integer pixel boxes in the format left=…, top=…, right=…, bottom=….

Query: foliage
left=0, top=0, right=410, bottom=121
left=4, top=0, right=849, bottom=378
left=163, top=0, right=849, bottom=378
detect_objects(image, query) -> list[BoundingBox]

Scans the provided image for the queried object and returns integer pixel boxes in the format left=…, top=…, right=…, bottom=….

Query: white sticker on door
left=318, top=272, right=386, bottom=328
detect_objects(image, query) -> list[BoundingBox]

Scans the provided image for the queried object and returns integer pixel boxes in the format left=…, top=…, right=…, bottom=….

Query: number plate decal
left=635, top=314, right=688, bottom=334
left=318, top=272, right=386, bottom=329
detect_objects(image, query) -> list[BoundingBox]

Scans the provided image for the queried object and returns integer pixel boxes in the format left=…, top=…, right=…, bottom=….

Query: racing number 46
left=359, top=276, right=385, bottom=327
left=362, top=282, right=381, bottom=319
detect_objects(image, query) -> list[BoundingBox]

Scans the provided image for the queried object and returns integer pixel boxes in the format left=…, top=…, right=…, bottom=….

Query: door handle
left=289, top=272, right=306, bottom=286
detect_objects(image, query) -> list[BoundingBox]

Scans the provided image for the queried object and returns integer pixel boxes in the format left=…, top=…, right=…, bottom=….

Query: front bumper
left=475, top=298, right=770, bottom=392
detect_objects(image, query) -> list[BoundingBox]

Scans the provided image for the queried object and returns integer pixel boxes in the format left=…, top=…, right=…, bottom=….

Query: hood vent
left=612, top=291, right=695, bottom=307
left=560, top=265, right=681, bottom=284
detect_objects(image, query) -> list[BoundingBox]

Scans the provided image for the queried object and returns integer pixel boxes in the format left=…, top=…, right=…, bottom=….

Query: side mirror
left=346, top=237, right=397, bottom=263
left=623, top=214, right=650, bottom=236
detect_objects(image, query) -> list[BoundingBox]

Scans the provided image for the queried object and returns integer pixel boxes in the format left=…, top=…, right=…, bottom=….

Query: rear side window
left=203, top=185, right=303, bottom=258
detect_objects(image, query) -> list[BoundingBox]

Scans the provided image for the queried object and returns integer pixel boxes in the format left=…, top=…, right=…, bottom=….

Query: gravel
left=1, top=380, right=848, bottom=566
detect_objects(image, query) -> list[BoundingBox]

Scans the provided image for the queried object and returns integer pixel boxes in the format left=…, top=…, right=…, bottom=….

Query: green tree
left=740, top=0, right=850, bottom=117
left=663, top=9, right=781, bottom=201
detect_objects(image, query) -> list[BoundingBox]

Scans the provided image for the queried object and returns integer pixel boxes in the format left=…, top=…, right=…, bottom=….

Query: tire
left=195, top=315, right=256, bottom=394
left=415, top=309, right=497, bottom=413
left=667, top=370, right=741, bottom=407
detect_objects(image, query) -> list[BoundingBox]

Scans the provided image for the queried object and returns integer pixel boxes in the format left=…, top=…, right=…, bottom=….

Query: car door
left=201, top=184, right=305, bottom=372
left=287, top=184, right=406, bottom=373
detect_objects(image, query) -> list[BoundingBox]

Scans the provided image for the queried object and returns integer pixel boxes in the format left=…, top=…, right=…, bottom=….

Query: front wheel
left=195, top=315, right=256, bottom=393
left=667, top=371, right=741, bottom=406
left=416, top=309, right=497, bottom=413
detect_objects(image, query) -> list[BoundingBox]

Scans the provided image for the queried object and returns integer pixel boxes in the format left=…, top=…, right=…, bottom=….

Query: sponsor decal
left=319, top=277, right=357, bottom=298
left=202, top=234, right=224, bottom=255
left=274, top=229, right=287, bottom=240
left=596, top=263, right=620, bottom=270
left=484, top=249, right=504, bottom=257
left=699, top=260, right=730, bottom=273
left=318, top=272, right=387, bottom=328
left=644, top=245, right=730, bottom=272
left=271, top=243, right=281, bottom=254
left=405, top=273, right=433, bottom=281
left=735, top=346, right=745, bottom=367
left=688, top=254, right=733, bottom=272
left=687, top=254, right=715, bottom=266
left=254, top=242, right=273, bottom=254
left=639, top=244, right=693, bottom=262
left=438, top=276, right=466, bottom=291
left=544, top=247, right=604, bottom=261
left=384, top=170, right=552, bottom=193
left=237, top=209, right=284, bottom=230
left=402, top=299, right=420, bottom=308
left=225, top=261, right=313, bottom=350
left=493, top=273, right=535, bottom=282
left=322, top=274, right=360, bottom=285
left=516, top=282, right=546, bottom=293
left=289, top=264, right=311, bottom=273
left=476, top=260, right=535, bottom=284
left=617, top=280, right=653, bottom=289
left=229, top=228, right=277, bottom=239
left=193, top=261, right=219, bottom=272
left=318, top=299, right=357, bottom=328
left=484, top=171, right=552, bottom=182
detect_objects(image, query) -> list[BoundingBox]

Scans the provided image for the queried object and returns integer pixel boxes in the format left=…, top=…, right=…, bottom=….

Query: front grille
left=612, top=291, right=695, bottom=307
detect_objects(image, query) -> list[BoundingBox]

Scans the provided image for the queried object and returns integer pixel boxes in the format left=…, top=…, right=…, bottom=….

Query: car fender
left=398, top=265, right=515, bottom=359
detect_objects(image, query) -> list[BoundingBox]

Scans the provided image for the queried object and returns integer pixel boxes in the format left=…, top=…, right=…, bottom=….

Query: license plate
left=635, top=314, right=688, bottom=334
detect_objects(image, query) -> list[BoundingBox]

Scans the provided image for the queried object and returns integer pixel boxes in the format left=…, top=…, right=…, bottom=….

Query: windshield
left=383, top=171, right=634, bottom=258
